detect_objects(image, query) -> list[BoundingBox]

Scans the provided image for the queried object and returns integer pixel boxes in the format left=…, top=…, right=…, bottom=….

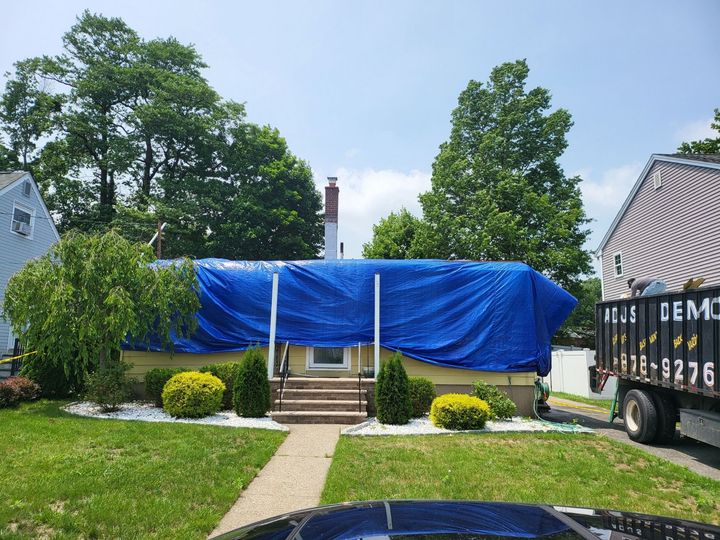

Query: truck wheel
left=623, top=389, right=658, bottom=443
left=651, top=393, right=677, bottom=444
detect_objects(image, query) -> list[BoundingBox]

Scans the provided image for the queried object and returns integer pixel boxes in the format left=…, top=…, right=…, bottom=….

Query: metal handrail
left=278, top=342, right=290, bottom=412
left=358, top=372, right=362, bottom=413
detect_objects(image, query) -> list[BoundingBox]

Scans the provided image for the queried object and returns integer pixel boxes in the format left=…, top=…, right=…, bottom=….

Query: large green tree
left=362, top=208, right=423, bottom=259
left=556, top=277, right=602, bottom=348
left=1, top=11, right=324, bottom=259
left=0, top=60, right=57, bottom=169
left=677, top=108, right=720, bottom=154
left=416, top=60, right=591, bottom=288
left=3, top=230, right=200, bottom=376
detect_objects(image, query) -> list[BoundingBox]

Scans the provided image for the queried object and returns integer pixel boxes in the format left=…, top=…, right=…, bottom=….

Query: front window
left=307, top=347, right=349, bottom=369
left=613, top=252, right=623, bottom=277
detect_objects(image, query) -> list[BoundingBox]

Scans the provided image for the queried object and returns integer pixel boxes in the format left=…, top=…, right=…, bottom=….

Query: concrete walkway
left=209, top=424, right=343, bottom=538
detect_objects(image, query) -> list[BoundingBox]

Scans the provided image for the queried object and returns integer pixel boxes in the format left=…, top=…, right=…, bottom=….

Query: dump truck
left=593, top=285, right=720, bottom=447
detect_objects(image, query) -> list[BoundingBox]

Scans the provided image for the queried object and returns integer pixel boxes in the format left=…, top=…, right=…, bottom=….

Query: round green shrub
left=200, top=362, right=242, bottom=410
left=408, top=377, right=436, bottom=417
left=471, top=380, right=517, bottom=419
left=375, top=352, right=412, bottom=425
left=233, top=348, right=271, bottom=418
left=20, top=355, right=84, bottom=397
left=430, top=393, right=491, bottom=430
left=145, top=367, right=190, bottom=407
left=85, top=361, right=135, bottom=412
left=162, top=372, right=225, bottom=418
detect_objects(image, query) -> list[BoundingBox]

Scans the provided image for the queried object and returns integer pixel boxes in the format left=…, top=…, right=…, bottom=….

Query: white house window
left=11, top=203, right=33, bottom=237
left=306, top=346, right=350, bottom=369
left=613, top=252, right=623, bottom=277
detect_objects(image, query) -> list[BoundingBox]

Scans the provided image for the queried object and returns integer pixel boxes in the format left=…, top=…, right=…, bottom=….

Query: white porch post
left=268, top=272, right=279, bottom=379
left=374, top=273, right=380, bottom=377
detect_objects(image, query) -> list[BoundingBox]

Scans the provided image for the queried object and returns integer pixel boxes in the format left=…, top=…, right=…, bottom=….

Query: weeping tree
left=3, top=230, right=200, bottom=379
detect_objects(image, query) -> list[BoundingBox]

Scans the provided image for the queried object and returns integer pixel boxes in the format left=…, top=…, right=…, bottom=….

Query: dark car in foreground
left=212, top=500, right=719, bottom=540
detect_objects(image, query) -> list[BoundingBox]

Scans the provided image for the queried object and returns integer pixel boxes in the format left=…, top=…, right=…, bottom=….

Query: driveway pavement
left=545, top=397, right=720, bottom=481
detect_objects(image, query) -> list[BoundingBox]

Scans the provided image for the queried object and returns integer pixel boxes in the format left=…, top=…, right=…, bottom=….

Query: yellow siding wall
left=124, top=345, right=534, bottom=387
left=122, top=348, right=268, bottom=379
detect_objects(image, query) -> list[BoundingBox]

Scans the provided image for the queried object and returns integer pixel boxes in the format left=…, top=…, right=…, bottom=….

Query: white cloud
left=675, top=118, right=715, bottom=144
left=315, top=167, right=431, bottom=259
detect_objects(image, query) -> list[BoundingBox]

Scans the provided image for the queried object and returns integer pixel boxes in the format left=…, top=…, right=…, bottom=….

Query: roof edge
left=0, top=172, right=60, bottom=242
left=595, top=154, right=720, bottom=254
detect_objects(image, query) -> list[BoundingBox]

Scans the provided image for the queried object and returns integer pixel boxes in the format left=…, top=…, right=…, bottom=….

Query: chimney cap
left=327, top=176, right=338, bottom=186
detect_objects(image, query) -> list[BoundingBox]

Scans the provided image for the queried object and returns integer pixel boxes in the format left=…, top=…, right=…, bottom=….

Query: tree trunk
left=142, top=137, right=152, bottom=203
left=98, top=349, right=106, bottom=370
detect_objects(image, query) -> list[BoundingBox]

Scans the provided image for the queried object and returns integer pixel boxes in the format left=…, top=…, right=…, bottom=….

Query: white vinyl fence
left=549, top=349, right=616, bottom=400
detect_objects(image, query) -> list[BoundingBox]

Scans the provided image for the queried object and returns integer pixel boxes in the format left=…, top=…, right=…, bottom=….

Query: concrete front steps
left=271, top=377, right=369, bottom=424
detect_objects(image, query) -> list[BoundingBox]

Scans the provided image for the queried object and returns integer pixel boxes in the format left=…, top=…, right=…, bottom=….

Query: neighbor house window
left=613, top=252, right=623, bottom=277
left=11, top=203, right=33, bottom=237
left=306, top=347, right=350, bottom=369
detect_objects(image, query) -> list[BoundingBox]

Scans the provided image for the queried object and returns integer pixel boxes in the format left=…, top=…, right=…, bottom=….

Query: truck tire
left=651, top=392, right=677, bottom=444
left=623, top=389, right=658, bottom=443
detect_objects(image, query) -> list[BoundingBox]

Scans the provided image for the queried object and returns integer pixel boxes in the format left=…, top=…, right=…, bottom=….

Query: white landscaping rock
left=342, top=416, right=594, bottom=436
left=63, top=401, right=289, bottom=431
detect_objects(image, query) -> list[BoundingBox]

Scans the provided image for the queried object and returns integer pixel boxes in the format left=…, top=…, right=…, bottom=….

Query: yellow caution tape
left=0, top=350, right=37, bottom=365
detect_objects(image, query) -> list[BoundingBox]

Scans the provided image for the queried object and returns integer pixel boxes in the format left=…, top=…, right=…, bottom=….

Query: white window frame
left=10, top=201, right=35, bottom=240
left=306, top=346, right=351, bottom=370
left=612, top=251, right=623, bottom=278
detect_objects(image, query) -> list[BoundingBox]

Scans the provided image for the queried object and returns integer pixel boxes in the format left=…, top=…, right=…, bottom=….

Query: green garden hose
left=532, top=379, right=587, bottom=433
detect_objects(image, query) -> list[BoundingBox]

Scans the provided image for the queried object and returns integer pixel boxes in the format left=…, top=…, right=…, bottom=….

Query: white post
left=358, top=342, right=361, bottom=375
left=268, top=272, right=279, bottom=379
left=374, top=273, right=380, bottom=377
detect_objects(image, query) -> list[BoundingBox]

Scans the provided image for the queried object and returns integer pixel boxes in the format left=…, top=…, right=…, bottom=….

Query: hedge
left=471, top=380, right=517, bottom=419
left=408, top=377, right=436, bottom=417
left=145, top=367, right=190, bottom=407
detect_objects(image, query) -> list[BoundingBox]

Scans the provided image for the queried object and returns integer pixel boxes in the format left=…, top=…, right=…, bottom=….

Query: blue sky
left=2, top=1, right=718, bottom=263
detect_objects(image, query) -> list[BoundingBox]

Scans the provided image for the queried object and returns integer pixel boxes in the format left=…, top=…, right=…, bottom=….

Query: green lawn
left=321, top=433, right=720, bottom=524
left=1, top=400, right=286, bottom=539
left=550, top=391, right=613, bottom=410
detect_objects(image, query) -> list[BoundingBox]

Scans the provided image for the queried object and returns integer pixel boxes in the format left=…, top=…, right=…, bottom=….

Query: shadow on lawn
left=16, top=399, right=74, bottom=418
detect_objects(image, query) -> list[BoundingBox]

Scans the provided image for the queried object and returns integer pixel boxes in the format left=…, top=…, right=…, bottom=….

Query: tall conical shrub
left=233, top=348, right=271, bottom=418
left=375, top=352, right=412, bottom=425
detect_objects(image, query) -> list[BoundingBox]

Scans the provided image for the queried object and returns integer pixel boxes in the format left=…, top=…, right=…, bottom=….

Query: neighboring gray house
left=0, top=171, right=60, bottom=364
left=596, top=153, right=720, bottom=300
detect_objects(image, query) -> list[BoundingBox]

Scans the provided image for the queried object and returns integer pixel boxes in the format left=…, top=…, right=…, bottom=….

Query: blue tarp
left=127, top=259, right=576, bottom=376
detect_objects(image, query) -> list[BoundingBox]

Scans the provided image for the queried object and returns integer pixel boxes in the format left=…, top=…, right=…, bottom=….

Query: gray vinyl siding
left=0, top=175, right=59, bottom=352
left=601, top=161, right=720, bottom=300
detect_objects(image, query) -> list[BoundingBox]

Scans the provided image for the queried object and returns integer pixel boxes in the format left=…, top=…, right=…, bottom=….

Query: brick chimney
left=324, top=177, right=339, bottom=259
